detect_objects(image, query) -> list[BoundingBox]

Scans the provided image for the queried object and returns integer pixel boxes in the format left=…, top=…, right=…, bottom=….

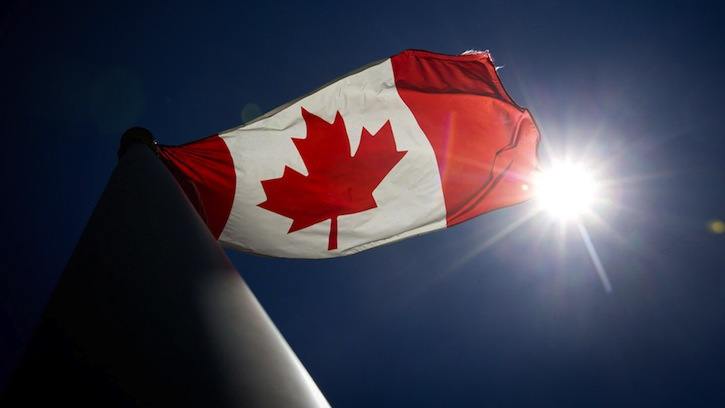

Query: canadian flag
left=160, top=49, right=540, bottom=258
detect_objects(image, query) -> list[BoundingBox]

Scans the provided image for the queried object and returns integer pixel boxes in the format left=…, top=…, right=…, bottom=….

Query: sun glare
left=456, top=157, right=614, bottom=292
left=533, top=162, right=599, bottom=220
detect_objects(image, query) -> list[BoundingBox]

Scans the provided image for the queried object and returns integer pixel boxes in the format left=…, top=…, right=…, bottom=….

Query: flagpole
left=3, top=128, right=330, bottom=407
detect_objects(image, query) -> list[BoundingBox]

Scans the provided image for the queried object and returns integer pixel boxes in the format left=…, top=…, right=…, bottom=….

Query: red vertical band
left=391, top=50, right=540, bottom=226
left=159, top=135, right=236, bottom=239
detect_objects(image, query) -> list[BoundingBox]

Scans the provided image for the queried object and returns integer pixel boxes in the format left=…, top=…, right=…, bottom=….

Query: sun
left=532, top=162, right=599, bottom=220
left=455, top=157, right=613, bottom=292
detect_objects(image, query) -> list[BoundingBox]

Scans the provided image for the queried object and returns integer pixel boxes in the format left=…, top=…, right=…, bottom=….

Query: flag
left=159, top=49, right=540, bottom=258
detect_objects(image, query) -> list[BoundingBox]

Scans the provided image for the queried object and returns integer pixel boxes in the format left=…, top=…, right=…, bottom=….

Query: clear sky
left=2, top=1, right=725, bottom=406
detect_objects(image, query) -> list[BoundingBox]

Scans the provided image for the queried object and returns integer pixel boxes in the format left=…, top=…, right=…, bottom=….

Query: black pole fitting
left=118, top=127, right=159, bottom=158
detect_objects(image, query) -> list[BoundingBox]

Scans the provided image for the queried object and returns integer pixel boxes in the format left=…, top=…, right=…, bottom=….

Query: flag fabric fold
left=160, top=49, right=540, bottom=258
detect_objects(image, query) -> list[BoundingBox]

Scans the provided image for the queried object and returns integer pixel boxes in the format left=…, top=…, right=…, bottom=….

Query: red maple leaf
left=258, top=107, right=407, bottom=250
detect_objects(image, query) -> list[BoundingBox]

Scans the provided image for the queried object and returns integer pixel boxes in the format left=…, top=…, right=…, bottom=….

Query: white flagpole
left=4, top=128, right=329, bottom=407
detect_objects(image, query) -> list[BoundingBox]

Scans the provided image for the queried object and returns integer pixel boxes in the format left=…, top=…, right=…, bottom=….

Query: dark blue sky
left=2, top=1, right=725, bottom=406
